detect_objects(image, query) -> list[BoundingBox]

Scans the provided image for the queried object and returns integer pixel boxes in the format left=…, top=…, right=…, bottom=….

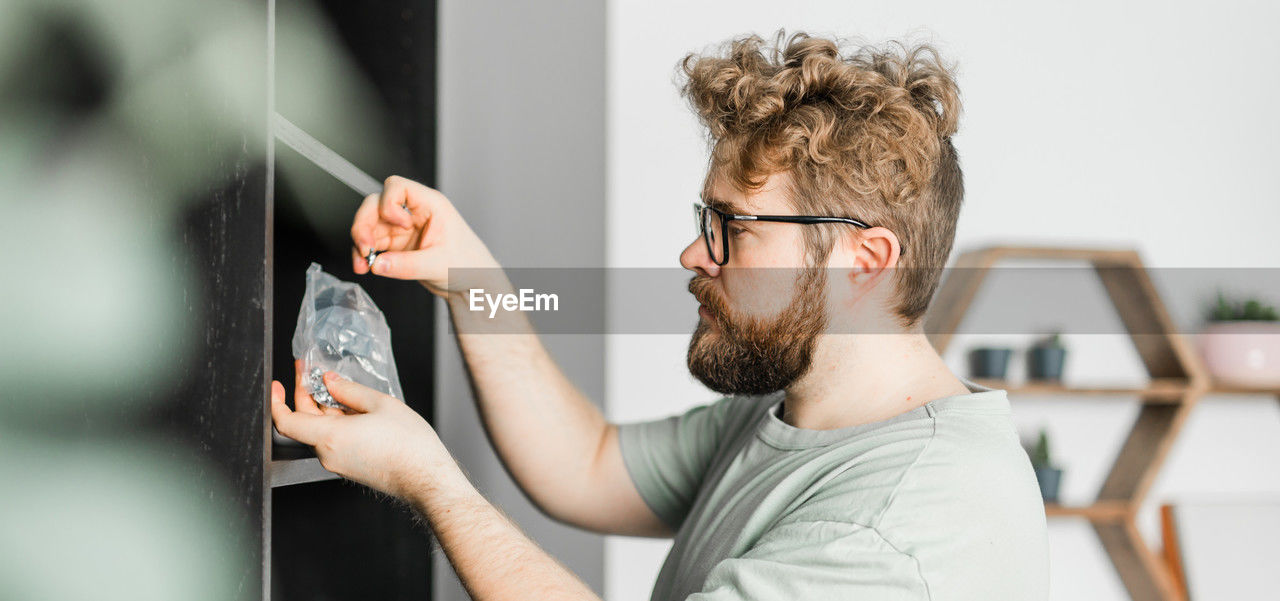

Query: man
left=272, top=31, right=1050, bottom=600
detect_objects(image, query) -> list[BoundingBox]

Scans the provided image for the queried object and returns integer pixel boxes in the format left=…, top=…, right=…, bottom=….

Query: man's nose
left=680, top=237, right=721, bottom=278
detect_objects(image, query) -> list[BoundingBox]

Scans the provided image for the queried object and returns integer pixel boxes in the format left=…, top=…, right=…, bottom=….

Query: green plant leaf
left=1205, top=291, right=1279, bottom=322
left=1030, top=429, right=1051, bottom=467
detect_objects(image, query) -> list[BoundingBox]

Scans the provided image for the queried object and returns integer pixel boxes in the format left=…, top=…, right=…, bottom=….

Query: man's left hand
left=271, top=361, right=453, bottom=501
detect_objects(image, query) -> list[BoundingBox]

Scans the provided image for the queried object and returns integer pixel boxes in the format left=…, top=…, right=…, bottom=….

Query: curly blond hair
left=681, top=30, right=963, bottom=329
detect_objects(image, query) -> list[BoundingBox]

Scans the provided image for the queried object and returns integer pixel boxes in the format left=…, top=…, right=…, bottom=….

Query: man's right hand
left=350, top=175, right=500, bottom=298
left=351, top=176, right=670, bottom=539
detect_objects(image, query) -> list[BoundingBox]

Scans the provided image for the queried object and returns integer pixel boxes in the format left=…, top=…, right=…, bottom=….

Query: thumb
left=369, top=248, right=445, bottom=282
left=322, top=372, right=389, bottom=413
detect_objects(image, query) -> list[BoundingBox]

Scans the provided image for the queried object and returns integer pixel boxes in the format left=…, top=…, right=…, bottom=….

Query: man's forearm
left=445, top=276, right=610, bottom=524
left=412, top=465, right=600, bottom=601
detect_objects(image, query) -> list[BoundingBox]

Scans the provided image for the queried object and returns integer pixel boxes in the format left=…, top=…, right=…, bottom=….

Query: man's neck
left=779, top=331, right=970, bottom=430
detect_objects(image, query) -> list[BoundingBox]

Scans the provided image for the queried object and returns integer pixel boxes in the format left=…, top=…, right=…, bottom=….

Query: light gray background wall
left=436, top=1, right=606, bottom=600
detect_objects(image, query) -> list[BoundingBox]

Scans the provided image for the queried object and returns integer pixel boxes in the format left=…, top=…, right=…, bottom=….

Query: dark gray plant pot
left=968, top=348, right=1013, bottom=379
left=1027, top=347, right=1066, bottom=381
left=1034, top=466, right=1063, bottom=503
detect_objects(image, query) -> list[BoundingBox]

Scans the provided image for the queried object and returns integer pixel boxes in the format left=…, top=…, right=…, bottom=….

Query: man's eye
left=728, top=224, right=748, bottom=237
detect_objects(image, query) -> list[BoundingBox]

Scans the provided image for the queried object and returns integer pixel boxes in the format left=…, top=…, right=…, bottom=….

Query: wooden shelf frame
left=1044, top=501, right=1131, bottom=522
left=1206, top=381, right=1280, bottom=397
left=925, top=245, right=1210, bottom=601
left=968, top=378, right=1195, bottom=403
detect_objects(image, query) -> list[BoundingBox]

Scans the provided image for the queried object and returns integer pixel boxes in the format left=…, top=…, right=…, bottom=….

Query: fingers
left=296, top=361, right=351, bottom=416
left=350, top=193, right=382, bottom=256
left=352, top=245, right=368, bottom=275
left=379, top=176, right=434, bottom=230
left=321, top=371, right=390, bottom=413
left=293, top=360, right=323, bottom=415
left=379, top=190, right=414, bottom=230
left=367, top=248, right=439, bottom=281
left=270, top=380, right=330, bottom=446
left=351, top=177, right=443, bottom=276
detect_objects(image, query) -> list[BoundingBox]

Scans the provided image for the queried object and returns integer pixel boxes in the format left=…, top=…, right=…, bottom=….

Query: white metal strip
left=273, top=113, right=383, bottom=197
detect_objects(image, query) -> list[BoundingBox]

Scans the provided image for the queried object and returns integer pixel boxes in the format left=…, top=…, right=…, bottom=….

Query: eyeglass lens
left=697, top=205, right=725, bottom=264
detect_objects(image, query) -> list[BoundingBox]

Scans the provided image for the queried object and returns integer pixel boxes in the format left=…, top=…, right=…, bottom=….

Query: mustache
left=688, top=276, right=731, bottom=321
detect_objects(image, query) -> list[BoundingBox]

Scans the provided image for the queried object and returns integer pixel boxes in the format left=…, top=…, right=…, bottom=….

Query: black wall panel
left=269, top=1, right=439, bottom=600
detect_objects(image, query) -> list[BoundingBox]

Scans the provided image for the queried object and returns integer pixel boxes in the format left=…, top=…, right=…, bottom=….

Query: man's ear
left=843, top=226, right=901, bottom=287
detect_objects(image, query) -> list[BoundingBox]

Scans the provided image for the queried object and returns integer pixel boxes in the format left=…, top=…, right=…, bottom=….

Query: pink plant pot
left=1198, top=321, right=1280, bottom=388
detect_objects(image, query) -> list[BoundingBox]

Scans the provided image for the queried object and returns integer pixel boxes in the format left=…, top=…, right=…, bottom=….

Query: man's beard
left=686, top=267, right=829, bottom=395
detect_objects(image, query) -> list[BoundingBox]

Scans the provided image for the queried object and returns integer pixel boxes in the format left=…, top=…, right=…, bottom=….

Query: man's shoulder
left=896, top=407, right=1045, bottom=517
left=780, top=405, right=1049, bottom=597
left=787, top=402, right=1044, bottom=529
left=742, top=394, right=1049, bottom=599
left=882, top=409, right=1051, bottom=597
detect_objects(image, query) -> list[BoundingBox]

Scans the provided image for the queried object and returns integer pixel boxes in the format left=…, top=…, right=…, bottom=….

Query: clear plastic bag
left=291, top=263, right=403, bottom=408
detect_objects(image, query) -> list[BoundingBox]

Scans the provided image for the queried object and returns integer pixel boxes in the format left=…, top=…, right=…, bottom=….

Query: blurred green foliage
left=1207, top=290, right=1279, bottom=322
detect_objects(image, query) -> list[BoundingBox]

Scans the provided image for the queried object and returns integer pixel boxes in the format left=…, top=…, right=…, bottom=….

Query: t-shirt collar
left=754, top=376, right=1010, bottom=450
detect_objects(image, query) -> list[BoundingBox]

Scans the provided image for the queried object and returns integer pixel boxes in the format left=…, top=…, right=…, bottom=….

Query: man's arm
left=270, top=372, right=602, bottom=601
left=414, top=463, right=602, bottom=601
left=444, top=288, right=669, bottom=536
left=350, top=176, right=668, bottom=537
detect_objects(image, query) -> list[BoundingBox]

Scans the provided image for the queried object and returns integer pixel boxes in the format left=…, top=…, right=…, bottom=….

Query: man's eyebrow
left=704, top=196, right=748, bottom=214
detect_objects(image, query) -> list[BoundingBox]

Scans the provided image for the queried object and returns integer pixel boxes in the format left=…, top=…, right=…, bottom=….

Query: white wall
left=603, top=1, right=1280, bottom=600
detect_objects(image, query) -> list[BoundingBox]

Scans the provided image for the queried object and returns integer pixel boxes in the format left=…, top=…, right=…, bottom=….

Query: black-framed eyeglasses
left=694, top=202, right=899, bottom=266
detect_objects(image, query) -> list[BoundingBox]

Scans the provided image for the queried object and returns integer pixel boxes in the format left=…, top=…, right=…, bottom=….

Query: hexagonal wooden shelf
left=924, top=246, right=1209, bottom=601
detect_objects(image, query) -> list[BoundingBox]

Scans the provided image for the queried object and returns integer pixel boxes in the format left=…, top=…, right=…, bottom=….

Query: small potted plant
left=968, top=345, right=1013, bottom=380
left=1199, top=290, right=1280, bottom=388
left=1027, top=331, right=1067, bottom=381
left=1028, top=428, right=1063, bottom=503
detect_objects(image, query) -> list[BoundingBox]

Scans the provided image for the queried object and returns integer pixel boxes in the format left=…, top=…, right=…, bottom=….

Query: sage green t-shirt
left=617, top=377, right=1049, bottom=601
